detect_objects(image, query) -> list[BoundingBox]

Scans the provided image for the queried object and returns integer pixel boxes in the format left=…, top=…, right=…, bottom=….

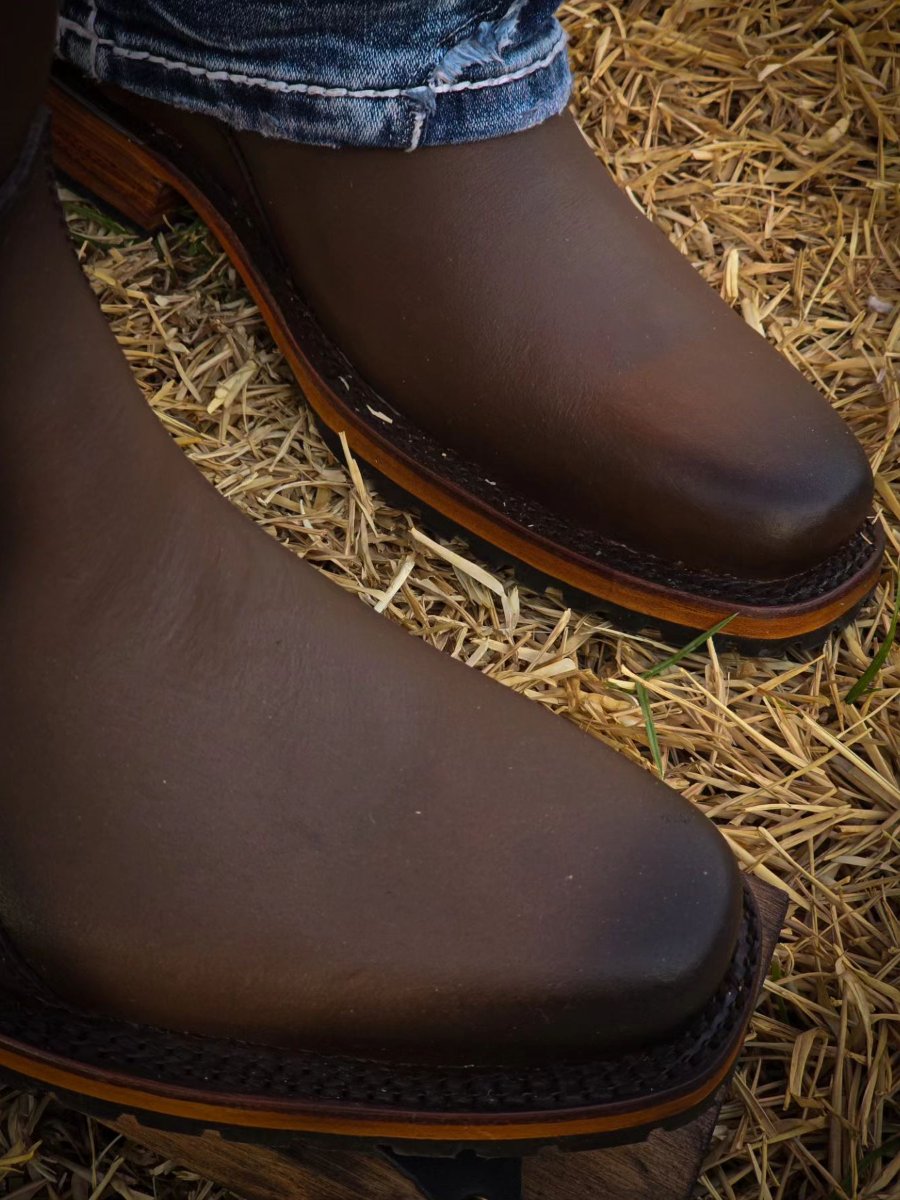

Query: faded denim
left=57, top=1, right=572, bottom=149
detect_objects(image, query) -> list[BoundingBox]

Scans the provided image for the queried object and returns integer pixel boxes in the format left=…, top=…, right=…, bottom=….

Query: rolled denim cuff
left=57, top=1, right=572, bottom=150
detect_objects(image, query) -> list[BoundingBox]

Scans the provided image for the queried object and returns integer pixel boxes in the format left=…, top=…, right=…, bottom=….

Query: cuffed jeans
left=57, top=1, right=572, bottom=149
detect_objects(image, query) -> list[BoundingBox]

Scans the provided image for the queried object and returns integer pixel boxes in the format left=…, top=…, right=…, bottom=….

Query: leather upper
left=0, top=119, right=745, bottom=1068
left=104, top=92, right=874, bottom=581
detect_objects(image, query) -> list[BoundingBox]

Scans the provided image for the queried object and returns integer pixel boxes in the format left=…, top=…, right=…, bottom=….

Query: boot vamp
left=116, top=93, right=872, bottom=580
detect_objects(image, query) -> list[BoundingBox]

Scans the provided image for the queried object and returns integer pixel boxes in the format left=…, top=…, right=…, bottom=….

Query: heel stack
left=47, top=83, right=181, bottom=230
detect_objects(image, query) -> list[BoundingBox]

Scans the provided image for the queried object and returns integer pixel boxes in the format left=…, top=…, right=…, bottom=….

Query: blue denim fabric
left=57, top=1, right=571, bottom=149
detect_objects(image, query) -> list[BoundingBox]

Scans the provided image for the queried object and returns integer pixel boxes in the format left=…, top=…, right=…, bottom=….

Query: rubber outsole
left=0, top=1064, right=726, bottom=1159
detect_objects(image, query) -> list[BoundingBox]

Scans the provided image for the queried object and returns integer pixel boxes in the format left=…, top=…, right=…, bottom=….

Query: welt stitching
left=58, top=16, right=566, bottom=101
left=0, top=888, right=758, bottom=1112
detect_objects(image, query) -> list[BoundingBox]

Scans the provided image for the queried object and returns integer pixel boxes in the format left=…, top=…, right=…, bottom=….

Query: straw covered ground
left=2, top=1, right=898, bottom=1197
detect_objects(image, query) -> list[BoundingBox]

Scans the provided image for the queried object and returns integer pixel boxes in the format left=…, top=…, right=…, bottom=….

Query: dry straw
left=2, top=2, right=898, bottom=1198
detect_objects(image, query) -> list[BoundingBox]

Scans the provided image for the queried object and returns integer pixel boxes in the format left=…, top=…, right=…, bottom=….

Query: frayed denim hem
left=57, top=1, right=572, bottom=149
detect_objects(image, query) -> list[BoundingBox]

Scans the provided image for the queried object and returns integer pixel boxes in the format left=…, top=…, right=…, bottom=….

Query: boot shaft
left=0, top=2, right=58, bottom=178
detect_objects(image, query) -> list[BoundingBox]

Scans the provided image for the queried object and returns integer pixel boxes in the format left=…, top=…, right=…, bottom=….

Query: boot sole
left=0, top=886, right=761, bottom=1156
left=47, top=72, right=885, bottom=653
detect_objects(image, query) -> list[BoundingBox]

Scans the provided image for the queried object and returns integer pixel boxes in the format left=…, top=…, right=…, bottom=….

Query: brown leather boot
left=0, top=16, right=763, bottom=1159
left=47, top=68, right=883, bottom=650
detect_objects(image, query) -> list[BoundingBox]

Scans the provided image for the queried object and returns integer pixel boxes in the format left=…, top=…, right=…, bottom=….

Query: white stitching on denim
left=57, top=16, right=566, bottom=101
left=86, top=3, right=100, bottom=78
left=407, top=109, right=428, bottom=151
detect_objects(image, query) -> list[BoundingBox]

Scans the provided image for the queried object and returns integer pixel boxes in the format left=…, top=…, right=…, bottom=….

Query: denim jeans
left=57, top=1, right=571, bottom=149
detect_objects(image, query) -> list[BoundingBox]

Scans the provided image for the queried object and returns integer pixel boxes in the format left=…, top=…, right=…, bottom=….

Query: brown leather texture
left=1, top=106, right=743, bottom=1069
left=0, top=5, right=56, bottom=180
left=97, top=87, right=873, bottom=582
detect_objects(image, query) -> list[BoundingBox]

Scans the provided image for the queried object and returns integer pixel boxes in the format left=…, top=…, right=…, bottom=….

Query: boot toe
left=621, top=358, right=876, bottom=580
left=2, top=620, right=746, bottom=1072
left=713, top=413, right=874, bottom=579
left=403, top=775, right=745, bottom=1066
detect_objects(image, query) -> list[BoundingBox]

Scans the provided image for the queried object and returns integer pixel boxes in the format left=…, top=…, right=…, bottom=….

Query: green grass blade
left=643, top=612, right=738, bottom=680
left=636, top=682, right=664, bottom=777
left=633, top=613, right=738, bottom=777
left=62, top=200, right=130, bottom=236
left=846, top=577, right=899, bottom=704
left=830, top=1133, right=900, bottom=1200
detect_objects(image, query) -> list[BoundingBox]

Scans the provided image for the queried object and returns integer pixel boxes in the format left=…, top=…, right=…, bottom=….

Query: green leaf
left=63, top=200, right=129, bottom=236
left=846, top=577, right=899, bottom=704
left=643, top=612, right=738, bottom=681
left=636, top=682, right=664, bottom=777
left=633, top=613, right=738, bottom=777
left=830, top=1133, right=900, bottom=1200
